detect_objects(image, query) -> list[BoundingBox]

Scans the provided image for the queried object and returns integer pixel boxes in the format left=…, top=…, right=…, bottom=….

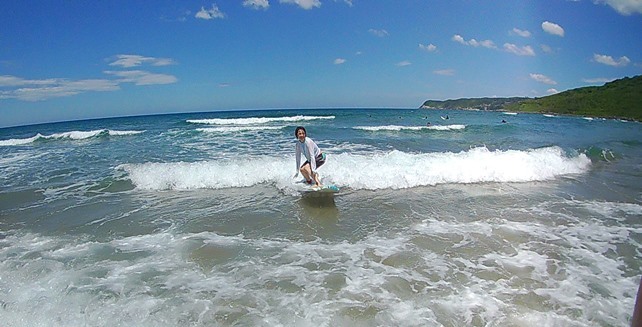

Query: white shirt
left=295, top=137, right=322, bottom=174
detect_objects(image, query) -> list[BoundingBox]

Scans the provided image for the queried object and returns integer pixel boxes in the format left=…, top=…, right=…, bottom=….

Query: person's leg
left=309, top=154, right=325, bottom=185
left=299, top=162, right=312, bottom=183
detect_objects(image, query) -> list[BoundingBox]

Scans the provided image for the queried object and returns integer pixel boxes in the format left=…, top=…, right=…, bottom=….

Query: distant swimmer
left=294, top=126, right=326, bottom=187
left=501, top=119, right=507, bottom=123
left=426, top=122, right=431, bottom=126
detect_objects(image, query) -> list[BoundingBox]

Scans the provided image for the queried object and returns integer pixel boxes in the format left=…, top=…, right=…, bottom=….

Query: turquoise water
left=0, top=108, right=640, bottom=326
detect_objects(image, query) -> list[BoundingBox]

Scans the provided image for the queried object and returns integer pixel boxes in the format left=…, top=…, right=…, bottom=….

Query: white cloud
left=0, top=76, right=119, bottom=101
left=542, top=21, right=564, bottom=37
left=530, top=73, right=557, bottom=85
left=511, top=28, right=531, bottom=37
left=0, top=75, right=60, bottom=87
left=279, top=0, right=321, bottom=10
left=547, top=88, right=559, bottom=94
left=396, top=60, right=411, bottom=67
left=1, top=56, right=178, bottom=101
left=369, top=29, right=389, bottom=37
left=334, top=58, right=347, bottom=65
left=109, top=55, right=175, bottom=68
left=479, top=40, right=496, bottom=48
left=243, top=0, right=269, bottom=10
left=504, top=43, right=536, bottom=56
left=452, top=34, right=466, bottom=44
left=593, top=53, right=631, bottom=66
left=104, top=70, right=178, bottom=85
left=452, top=34, right=496, bottom=48
left=434, top=69, right=455, bottom=76
left=594, top=0, right=642, bottom=15
left=195, top=4, right=225, bottom=19
left=419, top=43, right=437, bottom=52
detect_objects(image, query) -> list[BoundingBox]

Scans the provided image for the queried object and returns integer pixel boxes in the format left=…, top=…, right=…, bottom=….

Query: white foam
left=483, top=250, right=549, bottom=277
left=107, top=130, right=146, bottom=136
left=119, top=158, right=289, bottom=190
left=413, top=209, right=639, bottom=326
left=354, top=124, right=465, bottom=132
left=49, top=129, right=145, bottom=139
left=329, top=146, right=590, bottom=190
left=0, top=129, right=145, bottom=146
left=0, top=199, right=637, bottom=327
left=0, top=134, right=43, bottom=146
left=0, top=152, right=39, bottom=166
left=119, top=146, right=591, bottom=191
left=428, top=124, right=466, bottom=131
left=61, top=130, right=105, bottom=139
left=578, top=200, right=642, bottom=218
left=196, top=126, right=285, bottom=133
left=503, top=112, right=518, bottom=115
left=186, top=115, right=335, bottom=125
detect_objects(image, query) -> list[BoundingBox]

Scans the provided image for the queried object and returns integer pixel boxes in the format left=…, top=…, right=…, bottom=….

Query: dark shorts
left=302, top=153, right=326, bottom=169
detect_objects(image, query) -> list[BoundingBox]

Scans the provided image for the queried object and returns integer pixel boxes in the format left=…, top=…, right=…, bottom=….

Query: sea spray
left=120, top=146, right=591, bottom=191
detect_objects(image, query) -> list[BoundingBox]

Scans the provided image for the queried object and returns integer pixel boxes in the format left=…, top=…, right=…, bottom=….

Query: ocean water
left=0, top=108, right=640, bottom=326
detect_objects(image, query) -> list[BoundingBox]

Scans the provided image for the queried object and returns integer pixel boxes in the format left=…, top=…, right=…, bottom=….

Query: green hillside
left=421, top=75, right=642, bottom=121
left=421, top=97, right=528, bottom=110
left=506, top=75, right=642, bottom=121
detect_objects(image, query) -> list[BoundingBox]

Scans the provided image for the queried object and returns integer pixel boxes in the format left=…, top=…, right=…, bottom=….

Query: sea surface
left=0, top=108, right=640, bottom=326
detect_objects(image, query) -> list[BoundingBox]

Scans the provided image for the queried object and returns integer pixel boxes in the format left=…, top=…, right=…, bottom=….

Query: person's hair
left=294, top=126, right=306, bottom=137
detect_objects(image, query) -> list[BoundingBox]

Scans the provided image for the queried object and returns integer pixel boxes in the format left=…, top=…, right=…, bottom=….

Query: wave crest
left=187, top=115, right=335, bottom=126
left=0, top=130, right=145, bottom=146
left=354, top=124, right=465, bottom=131
left=119, top=146, right=591, bottom=191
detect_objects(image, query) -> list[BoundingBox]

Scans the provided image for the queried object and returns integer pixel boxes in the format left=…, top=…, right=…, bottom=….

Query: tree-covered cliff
left=421, top=75, right=642, bottom=121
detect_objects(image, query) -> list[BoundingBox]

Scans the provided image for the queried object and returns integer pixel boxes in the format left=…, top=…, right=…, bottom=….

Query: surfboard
left=293, top=180, right=340, bottom=193
left=309, top=184, right=340, bottom=193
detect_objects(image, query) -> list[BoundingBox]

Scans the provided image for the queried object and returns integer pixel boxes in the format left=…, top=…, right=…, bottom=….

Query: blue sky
left=1, top=0, right=641, bottom=127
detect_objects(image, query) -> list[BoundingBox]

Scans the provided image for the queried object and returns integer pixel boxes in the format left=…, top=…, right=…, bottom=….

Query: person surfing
left=293, top=126, right=326, bottom=187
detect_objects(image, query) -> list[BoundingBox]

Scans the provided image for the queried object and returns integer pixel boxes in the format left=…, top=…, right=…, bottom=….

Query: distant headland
left=420, top=75, right=642, bottom=121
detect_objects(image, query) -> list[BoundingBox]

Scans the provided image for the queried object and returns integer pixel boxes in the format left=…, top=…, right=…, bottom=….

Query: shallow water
left=0, top=109, right=640, bottom=326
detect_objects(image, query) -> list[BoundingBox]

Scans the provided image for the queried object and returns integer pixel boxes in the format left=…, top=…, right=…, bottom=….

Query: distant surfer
left=294, top=126, right=325, bottom=187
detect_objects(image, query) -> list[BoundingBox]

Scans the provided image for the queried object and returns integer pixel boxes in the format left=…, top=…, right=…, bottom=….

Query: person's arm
left=294, top=143, right=301, bottom=177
